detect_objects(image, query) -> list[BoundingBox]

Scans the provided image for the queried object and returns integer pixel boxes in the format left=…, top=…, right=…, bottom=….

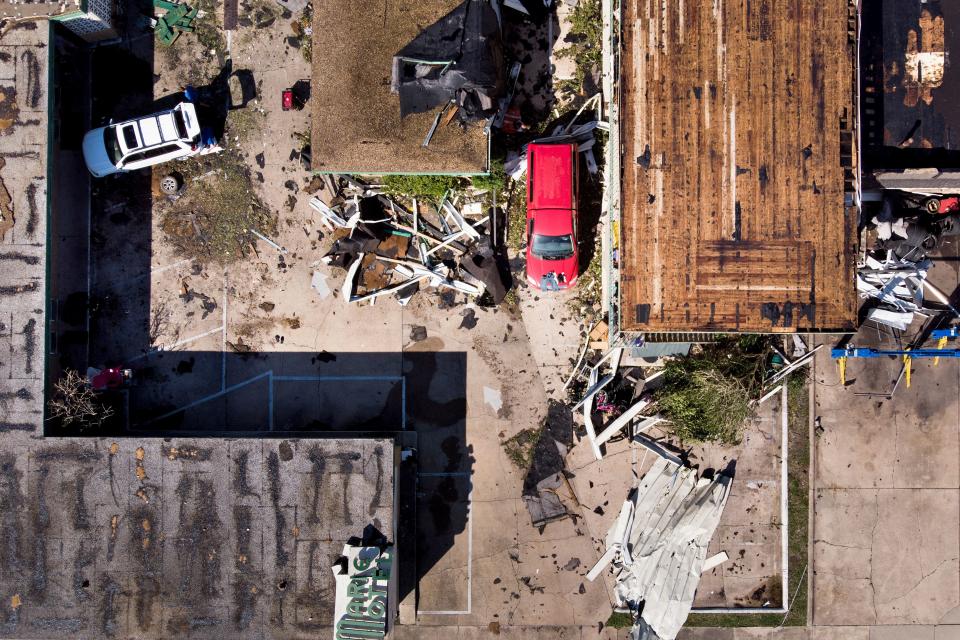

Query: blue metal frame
left=832, top=347, right=960, bottom=359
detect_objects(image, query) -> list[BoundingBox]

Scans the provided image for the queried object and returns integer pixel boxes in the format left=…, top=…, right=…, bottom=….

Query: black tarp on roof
left=391, top=0, right=505, bottom=122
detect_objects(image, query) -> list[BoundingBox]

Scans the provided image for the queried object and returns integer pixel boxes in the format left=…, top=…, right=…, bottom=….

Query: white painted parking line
left=126, top=325, right=225, bottom=363
left=144, top=370, right=273, bottom=425
left=221, top=272, right=228, bottom=391
left=691, top=385, right=790, bottom=615
left=139, top=373, right=407, bottom=432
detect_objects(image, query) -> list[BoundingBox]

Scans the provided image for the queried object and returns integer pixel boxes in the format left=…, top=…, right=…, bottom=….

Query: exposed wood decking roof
left=619, top=0, right=859, bottom=333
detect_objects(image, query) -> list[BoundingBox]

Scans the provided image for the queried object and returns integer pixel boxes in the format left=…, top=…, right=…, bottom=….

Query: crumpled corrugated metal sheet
left=594, top=456, right=732, bottom=640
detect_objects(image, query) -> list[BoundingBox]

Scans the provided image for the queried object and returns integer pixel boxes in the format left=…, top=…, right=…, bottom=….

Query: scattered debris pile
left=586, top=452, right=732, bottom=640
left=569, top=338, right=815, bottom=458
left=859, top=191, right=960, bottom=331
left=570, top=348, right=664, bottom=461
left=871, top=191, right=960, bottom=258
left=312, top=175, right=510, bottom=305
left=505, top=94, right=608, bottom=180
left=857, top=252, right=938, bottom=330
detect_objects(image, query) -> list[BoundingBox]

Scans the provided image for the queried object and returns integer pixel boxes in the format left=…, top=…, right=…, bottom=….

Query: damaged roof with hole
left=310, top=0, right=489, bottom=175
left=0, top=23, right=48, bottom=434
left=0, top=437, right=395, bottom=638
left=617, top=0, right=860, bottom=334
left=861, top=0, right=960, bottom=175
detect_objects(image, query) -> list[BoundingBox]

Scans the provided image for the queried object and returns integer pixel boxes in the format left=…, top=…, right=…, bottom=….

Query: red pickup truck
left=525, top=142, right=579, bottom=290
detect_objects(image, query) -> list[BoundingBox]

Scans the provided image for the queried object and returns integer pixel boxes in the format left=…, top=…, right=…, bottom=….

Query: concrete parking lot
left=811, top=240, right=960, bottom=636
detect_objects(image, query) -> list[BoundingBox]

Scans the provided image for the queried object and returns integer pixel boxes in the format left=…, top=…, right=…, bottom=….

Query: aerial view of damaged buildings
left=0, top=0, right=958, bottom=638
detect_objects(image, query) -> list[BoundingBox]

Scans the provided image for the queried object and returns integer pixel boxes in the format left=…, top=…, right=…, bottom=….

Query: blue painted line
left=144, top=370, right=272, bottom=425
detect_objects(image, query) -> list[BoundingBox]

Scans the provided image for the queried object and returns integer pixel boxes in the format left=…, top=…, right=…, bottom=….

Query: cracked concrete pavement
left=811, top=240, right=960, bottom=634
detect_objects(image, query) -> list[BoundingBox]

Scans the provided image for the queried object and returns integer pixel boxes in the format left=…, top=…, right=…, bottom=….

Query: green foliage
left=657, top=369, right=751, bottom=444
left=382, top=174, right=463, bottom=201
left=556, top=0, right=603, bottom=86
left=502, top=427, right=542, bottom=470
left=506, top=179, right=528, bottom=252
left=470, top=157, right=507, bottom=193
left=192, top=0, right=227, bottom=55
left=655, top=337, right=773, bottom=444
left=605, top=611, right=633, bottom=629
left=662, top=337, right=771, bottom=392
left=159, top=150, right=276, bottom=264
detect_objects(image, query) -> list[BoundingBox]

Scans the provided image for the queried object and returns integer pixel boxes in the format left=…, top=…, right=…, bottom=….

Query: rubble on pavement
left=312, top=175, right=510, bottom=306
left=860, top=192, right=960, bottom=330
left=587, top=452, right=732, bottom=640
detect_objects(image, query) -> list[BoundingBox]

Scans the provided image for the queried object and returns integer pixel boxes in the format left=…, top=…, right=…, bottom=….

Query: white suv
left=82, top=102, right=220, bottom=177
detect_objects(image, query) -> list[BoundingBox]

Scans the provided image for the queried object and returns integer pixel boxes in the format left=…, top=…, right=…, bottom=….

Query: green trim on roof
left=51, top=9, right=89, bottom=22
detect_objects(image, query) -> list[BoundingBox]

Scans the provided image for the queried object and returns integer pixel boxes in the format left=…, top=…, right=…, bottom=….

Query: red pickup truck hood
left=526, top=209, right=578, bottom=289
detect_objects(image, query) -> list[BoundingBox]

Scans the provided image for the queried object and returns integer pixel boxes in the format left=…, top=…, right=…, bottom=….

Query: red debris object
left=501, top=105, right=525, bottom=134
left=926, top=196, right=960, bottom=216
left=90, top=367, right=132, bottom=391
left=282, top=88, right=294, bottom=111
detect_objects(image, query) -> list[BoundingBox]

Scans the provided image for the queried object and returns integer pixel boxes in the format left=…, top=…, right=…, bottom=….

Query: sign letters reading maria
left=332, top=545, right=393, bottom=640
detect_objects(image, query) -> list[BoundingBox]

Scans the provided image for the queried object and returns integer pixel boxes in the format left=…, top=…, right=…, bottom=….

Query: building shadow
left=502, top=7, right=560, bottom=121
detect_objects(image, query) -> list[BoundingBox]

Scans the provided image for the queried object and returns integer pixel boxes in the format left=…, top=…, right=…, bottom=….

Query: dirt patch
left=158, top=150, right=277, bottom=264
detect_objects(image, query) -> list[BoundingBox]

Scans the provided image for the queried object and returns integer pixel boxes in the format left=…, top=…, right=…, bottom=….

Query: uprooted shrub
left=657, top=369, right=752, bottom=444
left=47, top=369, right=114, bottom=431
left=654, top=336, right=771, bottom=444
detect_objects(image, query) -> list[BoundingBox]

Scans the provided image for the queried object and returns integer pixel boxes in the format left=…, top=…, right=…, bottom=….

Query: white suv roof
left=116, top=102, right=201, bottom=154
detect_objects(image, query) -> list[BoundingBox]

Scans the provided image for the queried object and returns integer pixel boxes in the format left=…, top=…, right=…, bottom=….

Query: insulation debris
left=587, top=455, right=732, bottom=640
left=857, top=252, right=936, bottom=329
left=316, top=176, right=509, bottom=306
left=390, top=0, right=506, bottom=123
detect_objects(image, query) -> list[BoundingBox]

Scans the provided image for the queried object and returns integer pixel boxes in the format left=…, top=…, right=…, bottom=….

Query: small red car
left=525, top=142, right=579, bottom=290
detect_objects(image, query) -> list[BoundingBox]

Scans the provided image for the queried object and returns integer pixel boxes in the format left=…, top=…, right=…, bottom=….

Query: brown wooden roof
left=618, top=0, right=860, bottom=333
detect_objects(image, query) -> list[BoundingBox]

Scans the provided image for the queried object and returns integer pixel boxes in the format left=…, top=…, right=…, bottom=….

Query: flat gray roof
left=0, top=23, right=48, bottom=436
left=310, top=0, right=489, bottom=175
left=0, top=437, right=395, bottom=638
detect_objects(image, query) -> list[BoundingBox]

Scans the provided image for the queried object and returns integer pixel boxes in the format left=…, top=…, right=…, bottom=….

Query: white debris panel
left=313, top=176, right=510, bottom=306
left=575, top=348, right=663, bottom=461
left=587, top=456, right=732, bottom=640
left=856, top=253, right=941, bottom=329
